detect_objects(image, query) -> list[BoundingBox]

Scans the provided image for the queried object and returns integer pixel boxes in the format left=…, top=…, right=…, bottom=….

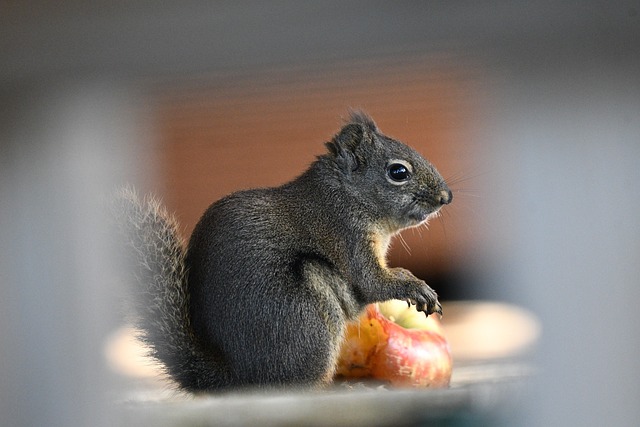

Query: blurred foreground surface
left=108, top=301, right=538, bottom=426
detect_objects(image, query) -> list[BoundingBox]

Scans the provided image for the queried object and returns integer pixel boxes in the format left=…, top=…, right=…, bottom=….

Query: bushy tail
left=113, top=188, right=223, bottom=391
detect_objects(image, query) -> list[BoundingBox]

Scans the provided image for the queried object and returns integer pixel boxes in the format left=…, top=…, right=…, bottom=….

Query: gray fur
left=116, top=112, right=452, bottom=392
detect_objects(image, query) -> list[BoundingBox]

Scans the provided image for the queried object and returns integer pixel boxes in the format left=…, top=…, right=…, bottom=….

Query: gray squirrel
left=115, top=111, right=452, bottom=392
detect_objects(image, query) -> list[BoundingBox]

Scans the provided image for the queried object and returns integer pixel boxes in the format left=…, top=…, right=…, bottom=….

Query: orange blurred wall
left=146, top=55, right=486, bottom=279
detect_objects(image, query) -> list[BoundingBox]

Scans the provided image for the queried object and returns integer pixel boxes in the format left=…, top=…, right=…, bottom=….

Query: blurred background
left=1, top=1, right=639, bottom=426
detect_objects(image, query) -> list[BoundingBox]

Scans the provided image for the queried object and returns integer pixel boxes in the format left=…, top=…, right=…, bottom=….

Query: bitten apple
left=335, top=300, right=452, bottom=388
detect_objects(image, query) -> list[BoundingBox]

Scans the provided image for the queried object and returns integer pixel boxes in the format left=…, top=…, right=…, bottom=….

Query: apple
left=335, top=300, right=452, bottom=388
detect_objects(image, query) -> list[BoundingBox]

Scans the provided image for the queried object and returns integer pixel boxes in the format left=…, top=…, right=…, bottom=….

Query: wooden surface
left=109, top=301, right=538, bottom=425
left=119, top=362, right=531, bottom=426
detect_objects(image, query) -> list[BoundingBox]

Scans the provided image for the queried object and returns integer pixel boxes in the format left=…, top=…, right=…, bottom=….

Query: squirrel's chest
left=369, top=230, right=393, bottom=269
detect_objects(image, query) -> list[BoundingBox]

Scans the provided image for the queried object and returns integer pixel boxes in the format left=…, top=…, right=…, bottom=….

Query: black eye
left=387, top=163, right=411, bottom=182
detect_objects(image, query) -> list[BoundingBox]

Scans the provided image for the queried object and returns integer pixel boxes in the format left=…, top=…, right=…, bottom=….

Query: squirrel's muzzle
left=437, top=189, right=453, bottom=206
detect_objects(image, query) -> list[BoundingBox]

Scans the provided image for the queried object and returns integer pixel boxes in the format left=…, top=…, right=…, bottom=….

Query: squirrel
left=115, top=111, right=452, bottom=392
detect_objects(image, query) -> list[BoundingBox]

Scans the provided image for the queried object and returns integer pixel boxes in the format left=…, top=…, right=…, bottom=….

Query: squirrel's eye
left=386, top=162, right=412, bottom=184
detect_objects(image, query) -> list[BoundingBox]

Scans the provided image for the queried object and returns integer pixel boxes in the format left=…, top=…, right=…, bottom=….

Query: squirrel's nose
left=437, top=189, right=453, bottom=205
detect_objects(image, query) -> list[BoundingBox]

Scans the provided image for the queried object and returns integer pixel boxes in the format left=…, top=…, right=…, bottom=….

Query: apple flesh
left=335, top=300, right=452, bottom=388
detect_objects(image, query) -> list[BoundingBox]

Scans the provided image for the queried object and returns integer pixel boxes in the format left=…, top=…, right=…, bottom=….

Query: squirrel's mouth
left=405, top=201, right=441, bottom=227
left=406, top=186, right=451, bottom=224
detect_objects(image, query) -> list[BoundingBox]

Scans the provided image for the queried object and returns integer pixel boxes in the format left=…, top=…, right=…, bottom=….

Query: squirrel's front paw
left=391, top=270, right=442, bottom=317
left=407, top=294, right=443, bottom=318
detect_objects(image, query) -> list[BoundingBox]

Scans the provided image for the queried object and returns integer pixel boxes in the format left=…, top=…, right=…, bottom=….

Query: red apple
left=335, top=300, right=452, bottom=388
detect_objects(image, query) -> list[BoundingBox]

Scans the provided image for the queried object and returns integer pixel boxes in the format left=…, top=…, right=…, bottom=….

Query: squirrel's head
left=325, top=111, right=452, bottom=231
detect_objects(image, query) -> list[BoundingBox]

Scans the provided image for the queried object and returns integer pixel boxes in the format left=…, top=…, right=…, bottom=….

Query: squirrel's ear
left=325, top=123, right=364, bottom=172
left=348, top=110, right=378, bottom=132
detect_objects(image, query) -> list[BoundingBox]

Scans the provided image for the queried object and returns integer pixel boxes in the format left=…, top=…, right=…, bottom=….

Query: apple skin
left=335, top=300, right=452, bottom=388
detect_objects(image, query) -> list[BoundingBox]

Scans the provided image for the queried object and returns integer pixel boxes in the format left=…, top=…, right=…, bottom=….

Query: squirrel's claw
left=416, top=301, right=427, bottom=313
left=432, top=301, right=443, bottom=319
left=405, top=293, right=442, bottom=318
left=415, top=299, right=443, bottom=319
